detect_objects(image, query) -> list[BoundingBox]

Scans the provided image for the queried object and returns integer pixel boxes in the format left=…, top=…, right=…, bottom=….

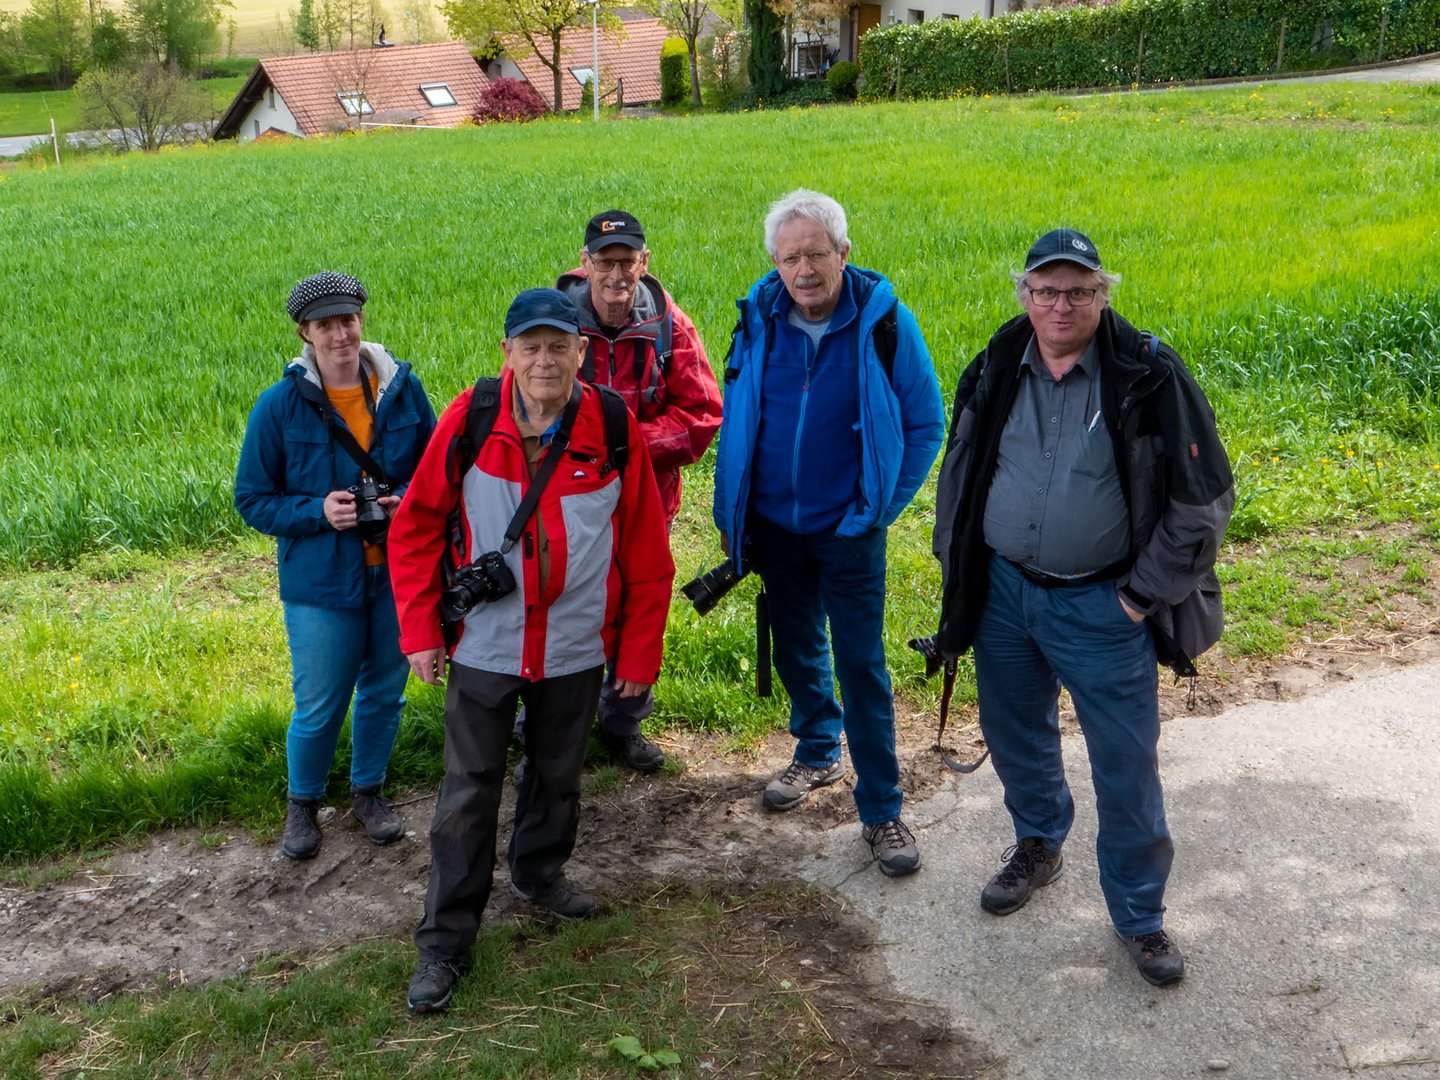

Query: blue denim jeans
left=748, top=515, right=901, bottom=826
left=282, top=564, right=408, bottom=800
left=973, top=554, right=1172, bottom=936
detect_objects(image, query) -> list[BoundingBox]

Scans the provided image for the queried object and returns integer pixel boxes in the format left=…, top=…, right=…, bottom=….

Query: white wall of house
left=816, top=0, right=991, bottom=68
left=237, top=86, right=301, bottom=141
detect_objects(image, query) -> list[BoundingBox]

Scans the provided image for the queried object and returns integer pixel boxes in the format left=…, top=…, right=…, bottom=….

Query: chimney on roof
left=374, top=24, right=393, bottom=46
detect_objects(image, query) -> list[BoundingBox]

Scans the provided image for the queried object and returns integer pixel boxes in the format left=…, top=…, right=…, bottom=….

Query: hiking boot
left=605, top=731, right=665, bottom=772
left=281, top=796, right=321, bottom=861
left=351, top=784, right=403, bottom=845
left=862, top=818, right=921, bottom=877
left=762, top=758, right=845, bottom=812
left=979, top=837, right=1063, bottom=915
left=407, top=958, right=464, bottom=1013
left=511, top=877, right=599, bottom=920
left=1119, top=929, right=1186, bottom=987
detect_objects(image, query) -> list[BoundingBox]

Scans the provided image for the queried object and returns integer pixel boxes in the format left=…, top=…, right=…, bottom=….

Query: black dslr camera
left=681, top=556, right=747, bottom=616
left=440, top=551, right=517, bottom=625
left=348, top=475, right=392, bottom=543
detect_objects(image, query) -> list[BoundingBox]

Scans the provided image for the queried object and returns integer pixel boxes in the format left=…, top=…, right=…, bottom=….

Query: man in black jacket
left=931, top=229, right=1233, bottom=986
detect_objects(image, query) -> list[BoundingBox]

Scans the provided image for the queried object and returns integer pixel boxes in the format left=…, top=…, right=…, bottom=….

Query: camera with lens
left=681, top=556, right=748, bottom=616
left=440, top=550, right=517, bottom=625
left=348, top=475, right=392, bottom=544
left=907, top=634, right=945, bottom=679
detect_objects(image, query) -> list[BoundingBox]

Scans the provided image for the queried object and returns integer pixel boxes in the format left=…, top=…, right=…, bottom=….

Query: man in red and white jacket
left=388, top=288, right=674, bottom=1014
left=545, top=208, right=721, bottom=772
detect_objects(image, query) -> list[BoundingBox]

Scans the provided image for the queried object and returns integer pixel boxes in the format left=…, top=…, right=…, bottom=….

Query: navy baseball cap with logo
left=505, top=288, right=581, bottom=338
left=1024, top=228, right=1103, bottom=272
left=584, top=209, right=646, bottom=252
left=287, top=271, right=368, bottom=323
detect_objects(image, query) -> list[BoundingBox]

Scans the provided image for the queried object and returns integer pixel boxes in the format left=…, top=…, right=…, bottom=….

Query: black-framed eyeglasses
left=1027, top=286, right=1099, bottom=308
left=588, top=254, right=643, bottom=273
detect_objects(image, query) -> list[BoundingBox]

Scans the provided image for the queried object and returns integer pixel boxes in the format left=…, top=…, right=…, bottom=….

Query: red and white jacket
left=556, top=269, right=722, bottom=522
left=388, top=370, right=675, bottom=685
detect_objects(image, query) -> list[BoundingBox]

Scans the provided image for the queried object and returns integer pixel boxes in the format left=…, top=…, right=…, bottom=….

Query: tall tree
left=124, top=0, right=229, bottom=70
left=440, top=0, right=619, bottom=113
left=641, top=0, right=737, bottom=106
left=743, top=0, right=782, bottom=97
left=75, top=57, right=207, bottom=149
left=293, top=0, right=318, bottom=49
left=20, top=0, right=88, bottom=86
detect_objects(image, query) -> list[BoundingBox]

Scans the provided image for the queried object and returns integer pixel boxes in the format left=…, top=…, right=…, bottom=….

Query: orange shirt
left=326, top=375, right=386, bottom=567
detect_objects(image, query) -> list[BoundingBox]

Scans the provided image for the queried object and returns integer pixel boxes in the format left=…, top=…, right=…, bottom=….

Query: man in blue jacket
left=712, top=189, right=944, bottom=876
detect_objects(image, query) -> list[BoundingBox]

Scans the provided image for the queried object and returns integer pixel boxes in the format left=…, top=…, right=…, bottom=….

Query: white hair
left=764, top=189, right=850, bottom=257
left=1011, top=267, right=1121, bottom=306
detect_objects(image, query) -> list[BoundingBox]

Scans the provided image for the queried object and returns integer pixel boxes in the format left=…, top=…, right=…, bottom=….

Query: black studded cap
left=287, top=271, right=368, bottom=323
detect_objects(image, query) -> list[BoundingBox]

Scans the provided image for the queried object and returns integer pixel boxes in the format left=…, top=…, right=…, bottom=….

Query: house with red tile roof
left=215, top=42, right=489, bottom=141
left=488, top=15, right=667, bottom=112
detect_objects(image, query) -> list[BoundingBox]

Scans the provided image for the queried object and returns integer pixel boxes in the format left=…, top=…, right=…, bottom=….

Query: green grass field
left=2, top=80, right=1439, bottom=1078
left=0, top=76, right=251, bottom=138
left=2, top=80, right=1439, bottom=864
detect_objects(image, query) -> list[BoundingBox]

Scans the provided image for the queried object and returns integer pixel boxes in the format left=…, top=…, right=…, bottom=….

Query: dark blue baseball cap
left=504, top=288, right=581, bottom=338
left=1024, top=228, right=1103, bottom=272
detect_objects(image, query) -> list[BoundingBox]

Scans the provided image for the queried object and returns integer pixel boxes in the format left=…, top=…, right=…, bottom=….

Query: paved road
left=810, top=661, right=1440, bottom=1078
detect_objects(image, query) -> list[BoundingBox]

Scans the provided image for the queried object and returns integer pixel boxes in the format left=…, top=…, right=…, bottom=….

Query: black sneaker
left=350, top=785, right=403, bottom=845
left=604, top=731, right=665, bottom=772
left=1119, top=929, right=1185, bottom=986
left=511, top=877, right=599, bottom=920
left=407, top=958, right=464, bottom=1013
left=861, top=818, right=921, bottom=877
left=762, top=758, right=845, bottom=811
left=979, top=837, right=1063, bottom=915
left=281, top=796, right=321, bottom=861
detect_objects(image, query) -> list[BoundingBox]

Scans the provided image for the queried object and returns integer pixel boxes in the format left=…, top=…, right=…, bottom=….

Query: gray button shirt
left=982, top=337, right=1131, bottom=575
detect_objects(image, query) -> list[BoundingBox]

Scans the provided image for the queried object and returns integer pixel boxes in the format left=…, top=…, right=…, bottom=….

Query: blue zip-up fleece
left=235, top=342, right=437, bottom=609
left=713, top=265, right=945, bottom=570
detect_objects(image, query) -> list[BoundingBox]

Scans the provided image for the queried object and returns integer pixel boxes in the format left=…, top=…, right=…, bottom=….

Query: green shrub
left=699, top=28, right=747, bottom=108
left=723, top=78, right=836, bottom=111
left=859, top=0, right=1440, bottom=102
left=660, top=36, right=690, bottom=105
left=825, top=59, right=858, bottom=99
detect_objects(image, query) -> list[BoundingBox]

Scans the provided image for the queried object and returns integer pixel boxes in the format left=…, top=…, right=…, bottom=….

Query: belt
left=1006, top=558, right=1127, bottom=590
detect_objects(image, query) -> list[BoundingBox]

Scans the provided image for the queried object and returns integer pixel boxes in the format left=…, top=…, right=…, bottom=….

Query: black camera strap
left=499, top=383, right=583, bottom=555
left=755, top=588, right=772, bottom=698
left=290, top=362, right=392, bottom=486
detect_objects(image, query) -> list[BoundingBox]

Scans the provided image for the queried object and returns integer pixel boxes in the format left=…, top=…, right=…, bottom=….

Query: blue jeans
left=748, top=515, right=901, bottom=826
left=973, top=554, right=1172, bottom=936
left=282, top=564, right=408, bottom=800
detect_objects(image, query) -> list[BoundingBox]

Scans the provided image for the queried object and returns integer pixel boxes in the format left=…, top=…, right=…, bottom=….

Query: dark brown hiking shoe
left=511, top=877, right=599, bottom=920
left=407, top=958, right=464, bottom=1013
left=1119, top=929, right=1185, bottom=986
left=980, top=837, right=1063, bottom=915
left=281, top=796, right=321, bottom=860
left=350, top=785, right=403, bottom=845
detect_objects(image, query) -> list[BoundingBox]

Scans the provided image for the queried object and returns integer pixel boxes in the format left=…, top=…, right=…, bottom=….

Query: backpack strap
left=449, top=375, right=503, bottom=486
left=595, top=383, right=630, bottom=479
left=872, top=306, right=898, bottom=385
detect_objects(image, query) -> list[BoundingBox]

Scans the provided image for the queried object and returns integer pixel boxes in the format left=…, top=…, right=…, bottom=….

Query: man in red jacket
left=388, top=288, right=674, bottom=1014
left=541, top=208, right=721, bottom=772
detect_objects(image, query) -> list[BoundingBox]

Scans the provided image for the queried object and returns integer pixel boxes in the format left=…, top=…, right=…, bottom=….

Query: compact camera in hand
left=348, top=475, right=392, bottom=544
left=440, top=550, right=517, bottom=625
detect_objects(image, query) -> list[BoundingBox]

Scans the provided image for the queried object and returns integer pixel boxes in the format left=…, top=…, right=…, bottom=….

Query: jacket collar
left=288, top=341, right=401, bottom=398
left=555, top=268, right=670, bottom=336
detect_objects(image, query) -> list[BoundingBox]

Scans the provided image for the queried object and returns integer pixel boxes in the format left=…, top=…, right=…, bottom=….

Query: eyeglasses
left=588, top=254, right=643, bottom=273
left=777, top=250, right=837, bottom=271
left=1027, top=286, right=1099, bottom=308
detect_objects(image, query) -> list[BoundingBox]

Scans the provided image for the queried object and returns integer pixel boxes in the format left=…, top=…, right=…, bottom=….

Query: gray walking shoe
left=281, top=796, right=321, bottom=860
left=762, top=758, right=845, bottom=811
left=980, top=837, right=1063, bottom=915
left=1119, top=929, right=1185, bottom=986
left=511, top=877, right=599, bottom=920
left=407, top=958, right=464, bottom=1013
left=862, top=818, right=921, bottom=877
left=350, top=784, right=403, bottom=845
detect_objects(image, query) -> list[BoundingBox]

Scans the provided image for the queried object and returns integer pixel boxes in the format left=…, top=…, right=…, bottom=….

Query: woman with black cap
left=236, top=271, right=436, bottom=860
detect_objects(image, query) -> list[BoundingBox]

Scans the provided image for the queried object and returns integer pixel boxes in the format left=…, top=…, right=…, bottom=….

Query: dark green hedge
left=859, top=0, right=1440, bottom=101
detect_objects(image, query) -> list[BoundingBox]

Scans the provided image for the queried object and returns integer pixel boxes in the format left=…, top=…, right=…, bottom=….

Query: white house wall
left=239, top=88, right=301, bottom=141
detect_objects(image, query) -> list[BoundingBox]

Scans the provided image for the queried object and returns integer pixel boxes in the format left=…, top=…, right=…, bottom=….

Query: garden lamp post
left=589, top=0, right=600, bottom=121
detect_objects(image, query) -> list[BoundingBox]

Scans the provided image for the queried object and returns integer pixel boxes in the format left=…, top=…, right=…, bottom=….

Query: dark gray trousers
left=414, top=661, right=603, bottom=963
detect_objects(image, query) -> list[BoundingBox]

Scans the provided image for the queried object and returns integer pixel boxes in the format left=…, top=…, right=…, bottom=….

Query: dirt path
left=5, top=599, right=1436, bottom=1007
